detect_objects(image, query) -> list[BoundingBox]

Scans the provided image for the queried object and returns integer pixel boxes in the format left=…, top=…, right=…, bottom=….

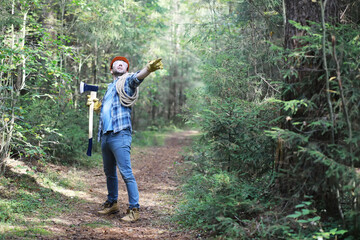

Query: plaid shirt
left=97, top=71, right=142, bottom=141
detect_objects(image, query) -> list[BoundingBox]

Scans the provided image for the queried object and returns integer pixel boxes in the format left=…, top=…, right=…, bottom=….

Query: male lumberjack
left=87, top=56, right=163, bottom=222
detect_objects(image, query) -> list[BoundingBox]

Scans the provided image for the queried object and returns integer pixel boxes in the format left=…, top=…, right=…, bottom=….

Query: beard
left=112, top=69, right=127, bottom=77
left=113, top=72, right=125, bottom=77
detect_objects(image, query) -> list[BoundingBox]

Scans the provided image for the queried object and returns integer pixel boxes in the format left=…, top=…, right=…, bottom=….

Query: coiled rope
left=115, top=73, right=139, bottom=107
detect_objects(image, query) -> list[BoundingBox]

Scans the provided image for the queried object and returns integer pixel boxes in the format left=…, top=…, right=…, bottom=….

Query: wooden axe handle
left=89, top=91, right=97, bottom=139
left=87, top=91, right=97, bottom=156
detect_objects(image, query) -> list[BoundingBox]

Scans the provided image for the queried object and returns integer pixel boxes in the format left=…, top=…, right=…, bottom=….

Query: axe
left=80, top=82, right=99, bottom=156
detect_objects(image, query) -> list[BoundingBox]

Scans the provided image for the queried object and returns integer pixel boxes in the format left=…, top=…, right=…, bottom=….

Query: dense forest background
left=1, top=0, right=360, bottom=239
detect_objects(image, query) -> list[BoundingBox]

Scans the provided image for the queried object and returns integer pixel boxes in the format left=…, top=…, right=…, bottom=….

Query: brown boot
left=121, top=208, right=140, bottom=222
left=97, top=200, right=119, bottom=215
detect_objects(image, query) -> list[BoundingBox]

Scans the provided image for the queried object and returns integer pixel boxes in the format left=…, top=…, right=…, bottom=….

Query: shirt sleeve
left=127, top=71, right=143, bottom=89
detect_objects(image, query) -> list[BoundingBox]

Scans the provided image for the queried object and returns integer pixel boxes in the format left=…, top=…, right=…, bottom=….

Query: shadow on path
left=44, top=130, right=199, bottom=240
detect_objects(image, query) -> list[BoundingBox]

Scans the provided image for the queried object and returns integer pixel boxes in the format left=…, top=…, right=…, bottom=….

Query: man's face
left=112, top=60, right=128, bottom=75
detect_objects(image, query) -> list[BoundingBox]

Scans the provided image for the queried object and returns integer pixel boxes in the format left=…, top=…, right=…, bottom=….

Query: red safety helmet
left=110, top=56, right=129, bottom=71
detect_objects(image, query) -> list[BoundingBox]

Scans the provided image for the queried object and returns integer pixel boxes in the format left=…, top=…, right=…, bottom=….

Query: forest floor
left=2, top=130, right=200, bottom=239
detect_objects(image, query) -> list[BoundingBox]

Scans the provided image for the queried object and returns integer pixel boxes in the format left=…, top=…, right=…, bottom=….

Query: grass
left=0, top=161, right=86, bottom=239
left=131, top=125, right=195, bottom=147
left=0, top=226, right=52, bottom=239
left=75, top=152, right=103, bottom=169
left=132, top=130, right=167, bottom=147
left=0, top=128, right=196, bottom=239
left=82, top=220, right=113, bottom=228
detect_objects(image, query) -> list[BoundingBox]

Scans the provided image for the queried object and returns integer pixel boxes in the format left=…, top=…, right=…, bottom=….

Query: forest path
left=48, top=130, right=198, bottom=240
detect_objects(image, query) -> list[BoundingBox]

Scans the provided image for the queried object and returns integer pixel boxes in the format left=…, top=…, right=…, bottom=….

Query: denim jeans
left=101, top=129, right=140, bottom=209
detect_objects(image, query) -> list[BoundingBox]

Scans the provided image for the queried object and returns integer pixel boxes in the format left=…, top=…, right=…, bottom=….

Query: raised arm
left=136, top=58, right=163, bottom=80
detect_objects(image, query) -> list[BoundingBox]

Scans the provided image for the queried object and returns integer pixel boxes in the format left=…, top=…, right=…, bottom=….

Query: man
left=88, top=56, right=163, bottom=222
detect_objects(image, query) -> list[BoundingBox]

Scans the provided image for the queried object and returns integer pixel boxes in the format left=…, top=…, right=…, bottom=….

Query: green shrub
left=12, top=96, right=88, bottom=164
left=132, top=130, right=166, bottom=147
left=175, top=170, right=265, bottom=238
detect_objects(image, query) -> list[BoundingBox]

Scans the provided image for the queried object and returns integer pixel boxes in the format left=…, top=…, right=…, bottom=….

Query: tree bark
left=0, top=0, right=16, bottom=174
left=277, top=0, right=340, bottom=213
left=168, top=0, right=179, bottom=121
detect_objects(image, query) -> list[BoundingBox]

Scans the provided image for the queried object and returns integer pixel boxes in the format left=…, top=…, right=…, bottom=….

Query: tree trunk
left=0, top=0, right=16, bottom=173
left=93, top=40, right=98, bottom=84
left=17, top=9, right=28, bottom=91
left=0, top=2, right=30, bottom=173
left=43, top=1, right=57, bottom=45
left=277, top=0, right=339, bottom=212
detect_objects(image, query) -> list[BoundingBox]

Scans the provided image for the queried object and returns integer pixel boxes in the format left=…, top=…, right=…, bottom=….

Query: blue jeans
left=101, top=129, right=140, bottom=209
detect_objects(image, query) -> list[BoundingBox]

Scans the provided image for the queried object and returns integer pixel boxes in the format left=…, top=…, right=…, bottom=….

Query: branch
left=331, top=36, right=352, bottom=155
left=257, top=74, right=280, bottom=93
left=332, top=35, right=354, bottom=229
left=320, top=0, right=335, bottom=144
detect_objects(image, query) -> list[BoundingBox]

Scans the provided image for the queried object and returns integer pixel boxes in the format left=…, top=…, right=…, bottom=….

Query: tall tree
left=277, top=0, right=338, bottom=191
left=275, top=0, right=360, bottom=233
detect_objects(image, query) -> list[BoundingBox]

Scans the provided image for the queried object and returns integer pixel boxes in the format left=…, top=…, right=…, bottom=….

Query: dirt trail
left=47, top=130, right=198, bottom=240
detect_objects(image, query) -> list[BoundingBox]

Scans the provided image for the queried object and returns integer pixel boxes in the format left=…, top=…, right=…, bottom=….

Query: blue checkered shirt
left=97, top=71, right=142, bottom=141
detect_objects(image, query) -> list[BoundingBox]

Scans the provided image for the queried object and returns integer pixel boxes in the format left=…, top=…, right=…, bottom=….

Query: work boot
left=97, top=200, right=119, bottom=215
left=121, top=208, right=140, bottom=222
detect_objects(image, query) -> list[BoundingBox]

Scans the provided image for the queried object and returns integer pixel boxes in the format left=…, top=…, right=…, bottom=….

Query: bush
left=175, top=170, right=264, bottom=238
left=11, top=96, right=88, bottom=164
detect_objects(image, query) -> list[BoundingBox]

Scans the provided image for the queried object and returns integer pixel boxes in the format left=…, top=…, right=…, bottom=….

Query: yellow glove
left=87, top=95, right=102, bottom=113
left=94, top=101, right=101, bottom=113
left=146, top=58, right=163, bottom=72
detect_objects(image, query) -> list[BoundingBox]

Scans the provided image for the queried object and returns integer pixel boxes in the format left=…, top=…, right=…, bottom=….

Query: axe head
left=80, top=82, right=99, bottom=94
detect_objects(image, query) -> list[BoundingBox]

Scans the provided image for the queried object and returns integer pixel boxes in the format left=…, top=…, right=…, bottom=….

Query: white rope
left=115, top=73, right=139, bottom=107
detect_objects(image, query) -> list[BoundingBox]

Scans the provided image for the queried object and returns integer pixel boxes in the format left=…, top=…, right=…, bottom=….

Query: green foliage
left=0, top=161, right=88, bottom=239
left=132, top=130, right=166, bottom=147
left=266, top=15, right=360, bottom=238
left=174, top=170, right=263, bottom=238
left=0, top=0, right=199, bottom=172
left=0, top=227, right=51, bottom=239
left=0, top=173, right=80, bottom=225
left=1, top=0, right=359, bottom=238
left=177, top=0, right=360, bottom=239
left=282, top=199, right=347, bottom=240
left=10, top=95, right=89, bottom=163
left=196, top=98, right=275, bottom=178
left=76, top=152, right=103, bottom=169
left=175, top=0, right=283, bottom=238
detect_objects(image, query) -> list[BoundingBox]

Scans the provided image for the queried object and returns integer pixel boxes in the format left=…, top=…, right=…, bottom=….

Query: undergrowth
left=0, top=162, right=87, bottom=239
left=0, top=128, right=175, bottom=238
left=132, top=127, right=179, bottom=147
left=173, top=155, right=348, bottom=239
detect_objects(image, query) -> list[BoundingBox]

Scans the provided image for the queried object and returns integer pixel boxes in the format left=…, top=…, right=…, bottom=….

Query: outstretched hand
left=146, top=58, right=163, bottom=72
